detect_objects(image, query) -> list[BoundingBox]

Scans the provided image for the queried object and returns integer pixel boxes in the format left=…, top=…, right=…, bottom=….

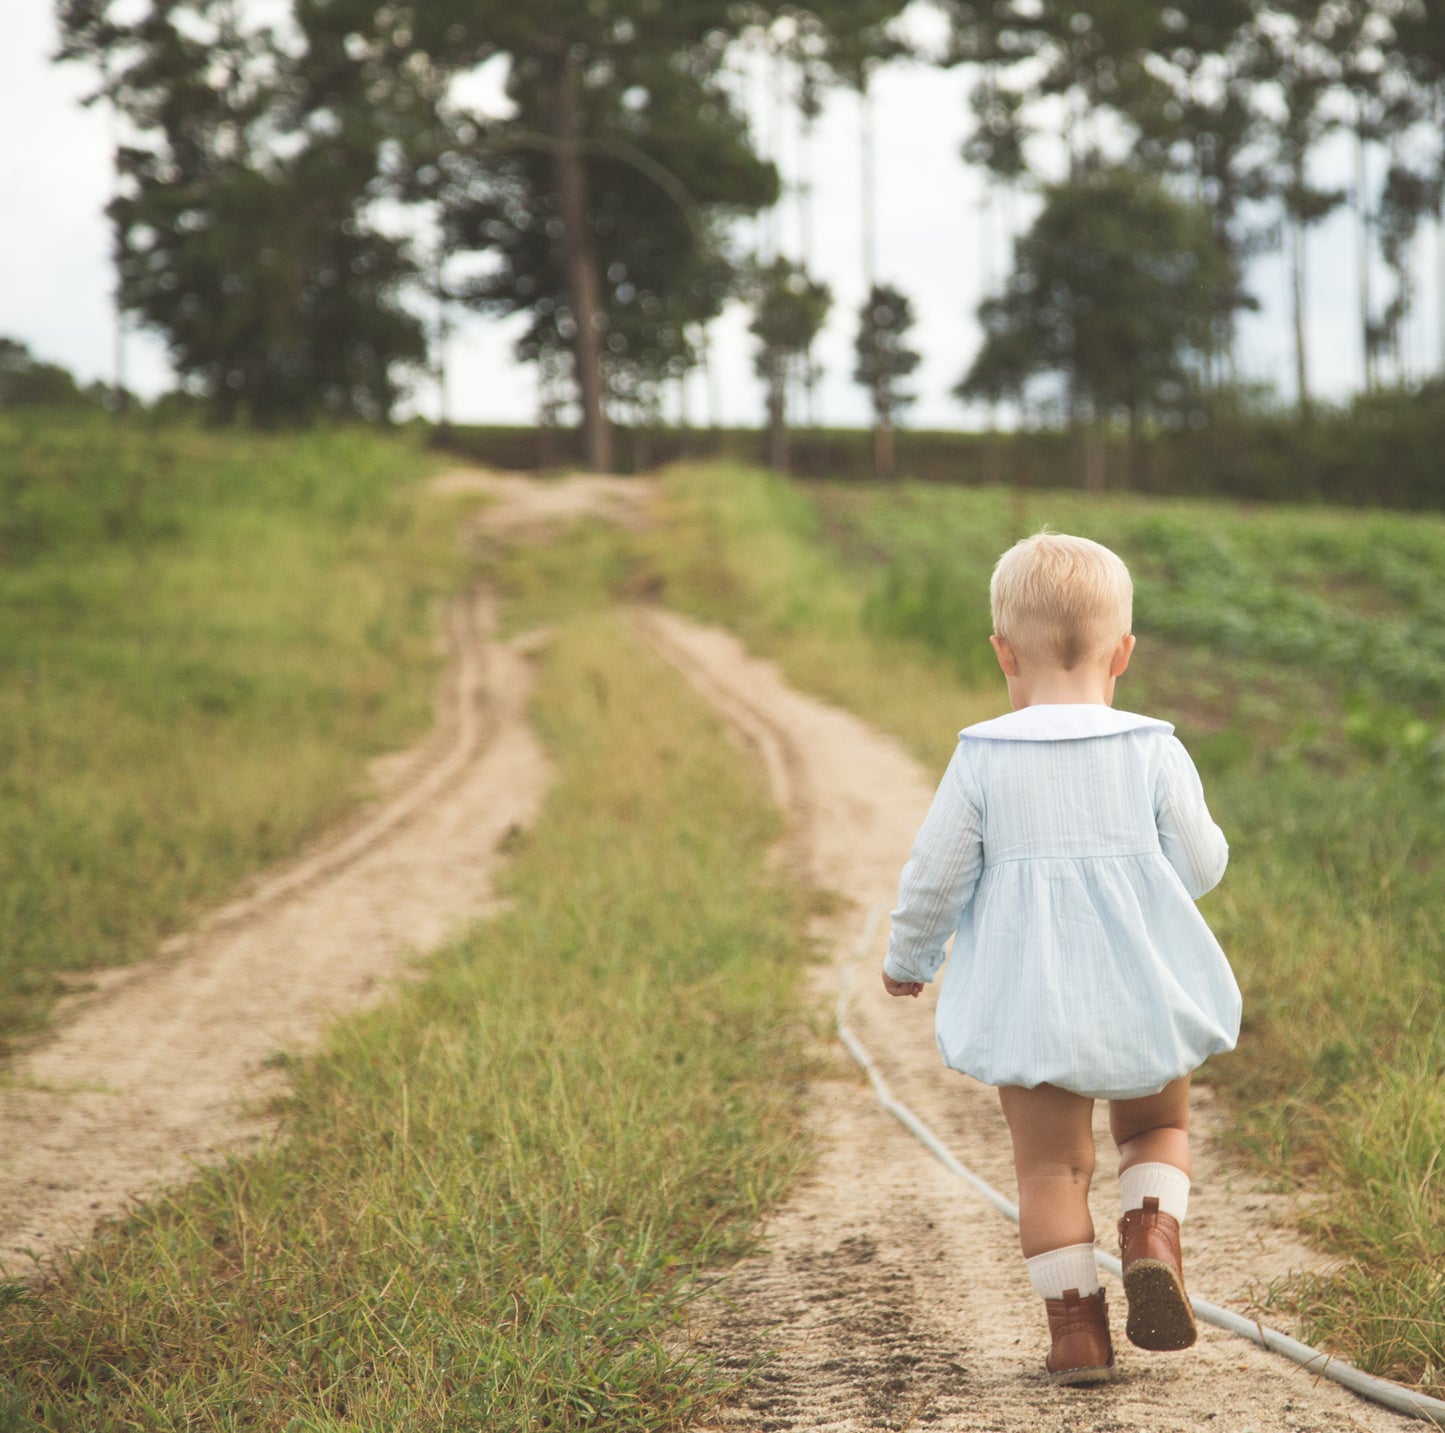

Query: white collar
left=960, top=705, right=1174, bottom=743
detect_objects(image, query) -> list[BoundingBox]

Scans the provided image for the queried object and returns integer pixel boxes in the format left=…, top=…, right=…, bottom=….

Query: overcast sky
left=5, top=1, right=1444, bottom=429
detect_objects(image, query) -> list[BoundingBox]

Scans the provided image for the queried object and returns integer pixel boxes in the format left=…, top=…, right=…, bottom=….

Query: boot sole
left=1124, top=1259, right=1198, bottom=1351
left=1047, top=1361, right=1115, bottom=1387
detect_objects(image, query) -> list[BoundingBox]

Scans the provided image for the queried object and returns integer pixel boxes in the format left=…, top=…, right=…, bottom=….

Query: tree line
left=952, top=0, right=1445, bottom=442
left=54, top=0, right=1445, bottom=472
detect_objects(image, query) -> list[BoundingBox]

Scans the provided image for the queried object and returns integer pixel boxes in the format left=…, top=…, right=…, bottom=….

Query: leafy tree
left=771, top=0, right=914, bottom=89
left=1369, top=1, right=1445, bottom=385
left=1376, top=158, right=1438, bottom=380
left=414, top=1, right=917, bottom=468
left=749, top=257, right=830, bottom=473
left=755, top=3, right=914, bottom=465
left=1129, top=1, right=1272, bottom=388
left=940, top=0, right=1160, bottom=173
left=1328, top=0, right=1398, bottom=392
left=56, top=0, right=426, bottom=425
left=940, top=0, right=1265, bottom=391
left=853, top=283, right=920, bottom=479
left=1259, top=6, right=1346, bottom=418
left=962, top=71, right=1028, bottom=183
left=0, top=340, right=97, bottom=408
left=432, top=23, right=774, bottom=467
left=402, top=4, right=791, bottom=472
left=958, top=166, right=1229, bottom=482
left=1393, top=0, right=1445, bottom=380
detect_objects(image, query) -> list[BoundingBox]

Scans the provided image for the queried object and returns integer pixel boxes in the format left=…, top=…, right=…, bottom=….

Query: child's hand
left=882, top=972, right=923, bottom=998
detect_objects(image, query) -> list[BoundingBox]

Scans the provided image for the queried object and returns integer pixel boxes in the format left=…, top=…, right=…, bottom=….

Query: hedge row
left=433, top=382, right=1445, bottom=510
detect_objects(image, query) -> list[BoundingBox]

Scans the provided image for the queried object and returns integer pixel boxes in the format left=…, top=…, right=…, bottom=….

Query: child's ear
left=990, top=634, right=1020, bottom=677
left=1109, top=633, right=1136, bottom=678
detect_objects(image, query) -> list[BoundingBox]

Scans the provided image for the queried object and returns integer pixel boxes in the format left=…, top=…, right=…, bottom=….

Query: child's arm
left=883, top=745, right=985, bottom=993
left=1154, top=736, right=1229, bottom=899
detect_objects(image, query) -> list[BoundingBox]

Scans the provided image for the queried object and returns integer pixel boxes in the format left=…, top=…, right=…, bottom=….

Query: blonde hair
left=990, top=530, right=1133, bottom=670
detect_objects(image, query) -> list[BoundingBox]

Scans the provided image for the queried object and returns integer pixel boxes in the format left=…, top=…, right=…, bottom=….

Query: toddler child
left=882, top=531, right=1239, bottom=1385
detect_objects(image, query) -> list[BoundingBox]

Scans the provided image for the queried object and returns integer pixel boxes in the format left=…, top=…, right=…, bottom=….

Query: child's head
left=990, top=530, right=1133, bottom=671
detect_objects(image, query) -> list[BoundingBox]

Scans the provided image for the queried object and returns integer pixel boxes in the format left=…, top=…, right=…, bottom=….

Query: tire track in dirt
left=0, top=587, right=546, bottom=1276
left=0, top=469, right=648, bottom=1279
left=638, top=608, right=1408, bottom=1433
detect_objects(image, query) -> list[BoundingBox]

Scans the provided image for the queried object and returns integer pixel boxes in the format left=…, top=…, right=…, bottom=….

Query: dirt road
left=0, top=470, right=1417, bottom=1431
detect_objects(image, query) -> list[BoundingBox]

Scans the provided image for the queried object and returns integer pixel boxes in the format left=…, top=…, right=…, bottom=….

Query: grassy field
left=5, top=421, right=1441, bottom=1417
left=0, top=501, right=811, bottom=1429
left=642, top=463, right=1445, bottom=1396
left=0, top=415, right=467, bottom=1050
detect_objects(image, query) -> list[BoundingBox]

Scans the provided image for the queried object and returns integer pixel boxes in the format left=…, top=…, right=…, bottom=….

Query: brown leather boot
left=1043, top=1287, right=1115, bottom=1386
left=1118, top=1196, right=1197, bottom=1351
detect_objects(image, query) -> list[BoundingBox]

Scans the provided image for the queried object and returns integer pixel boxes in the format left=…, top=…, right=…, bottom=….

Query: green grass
left=637, top=463, right=999, bottom=768
left=0, top=415, right=466, bottom=1050
left=8, top=432, right=1439, bottom=1416
left=645, top=462, right=1445, bottom=1396
left=0, top=555, right=811, bottom=1428
left=825, top=480, right=1445, bottom=709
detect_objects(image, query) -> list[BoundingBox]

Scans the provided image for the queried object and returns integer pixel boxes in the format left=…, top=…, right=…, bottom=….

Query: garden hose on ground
left=838, top=907, right=1445, bottom=1428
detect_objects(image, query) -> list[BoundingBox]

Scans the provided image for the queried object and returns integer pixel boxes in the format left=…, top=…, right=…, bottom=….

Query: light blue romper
left=883, top=704, right=1240, bottom=1101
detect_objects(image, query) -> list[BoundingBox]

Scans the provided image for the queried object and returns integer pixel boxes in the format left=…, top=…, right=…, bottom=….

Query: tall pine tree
left=56, top=0, right=426, bottom=424
left=854, top=283, right=920, bottom=480
left=399, top=3, right=790, bottom=471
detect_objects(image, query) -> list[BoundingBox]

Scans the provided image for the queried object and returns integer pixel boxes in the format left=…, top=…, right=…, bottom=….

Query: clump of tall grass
left=0, top=417, right=464, bottom=1049
left=0, top=610, right=811, bottom=1430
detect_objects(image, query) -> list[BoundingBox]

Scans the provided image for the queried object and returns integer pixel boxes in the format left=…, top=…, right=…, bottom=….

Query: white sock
left=1025, top=1242, right=1100, bottom=1300
left=1119, top=1162, right=1191, bottom=1223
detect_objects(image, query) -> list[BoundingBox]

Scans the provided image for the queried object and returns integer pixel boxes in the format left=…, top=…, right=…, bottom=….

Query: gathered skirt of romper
left=934, top=848, right=1240, bottom=1101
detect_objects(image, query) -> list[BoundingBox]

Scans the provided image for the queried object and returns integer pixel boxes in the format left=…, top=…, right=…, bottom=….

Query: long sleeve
left=1154, top=736, right=1228, bottom=899
left=884, top=744, right=985, bottom=983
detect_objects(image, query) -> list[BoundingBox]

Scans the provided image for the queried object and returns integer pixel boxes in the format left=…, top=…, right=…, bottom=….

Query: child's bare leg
left=998, top=1083, right=1096, bottom=1256
left=1110, top=1076, right=1197, bottom=1351
left=1000, top=1084, right=1114, bottom=1382
left=1110, top=1075, right=1191, bottom=1178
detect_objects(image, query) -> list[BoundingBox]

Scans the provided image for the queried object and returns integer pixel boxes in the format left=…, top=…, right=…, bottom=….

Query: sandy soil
left=0, top=468, right=1416, bottom=1431
left=430, top=467, right=651, bottom=536
left=638, top=609, right=1410, bottom=1433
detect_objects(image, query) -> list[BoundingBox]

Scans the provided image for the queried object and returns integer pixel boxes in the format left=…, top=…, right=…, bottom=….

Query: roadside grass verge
left=0, top=416, right=464, bottom=1050
left=639, top=463, right=997, bottom=770
left=0, top=593, right=811, bottom=1430
left=645, top=462, right=1445, bottom=1396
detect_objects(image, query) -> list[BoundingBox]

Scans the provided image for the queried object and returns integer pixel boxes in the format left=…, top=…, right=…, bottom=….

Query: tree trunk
left=537, top=351, right=556, bottom=469
left=766, top=348, right=789, bottom=472
left=550, top=47, right=611, bottom=473
left=104, top=74, right=131, bottom=417
left=860, top=76, right=887, bottom=479
left=1082, top=423, right=1105, bottom=494
left=860, top=77, right=877, bottom=290
left=1291, top=212, right=1311, bottom=422
left=434, top=241, right=451, bottom=440
left=801, top=346, right=816, bottom=476
left=1354, top=116, right=1374, bottom=393
left=1438, top=188, right=1445, bottom=380
left=874, top=418, right=894, bottom=482
left=701, top=323, right=720, bottom=434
